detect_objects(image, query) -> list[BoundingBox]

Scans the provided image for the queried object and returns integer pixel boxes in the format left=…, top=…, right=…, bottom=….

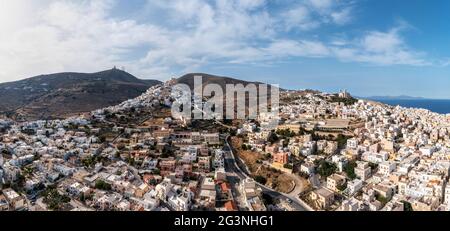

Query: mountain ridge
left=176, top=73, right=283, bottom=94
left=177, top=73, right=265, bottom=88
left=363, top=95, right=428, bottom=100
left=0, top=69, right=161, bottom=121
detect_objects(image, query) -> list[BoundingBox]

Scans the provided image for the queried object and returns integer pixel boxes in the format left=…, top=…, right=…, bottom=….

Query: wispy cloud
left=0, top=0, right=440, bottom=82
left=331, top=7, right=353, bottom=25
left=0, top=0, right=174, bottom=81
left=282, top=0, right=354, bottom=31
left=331, top=26, right=430, bottom=66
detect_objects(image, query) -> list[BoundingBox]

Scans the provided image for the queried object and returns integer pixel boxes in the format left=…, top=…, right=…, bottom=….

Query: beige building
left=277, top=124, right=302, bottom=133
left=355, top=161, right=371, bottom=181
left=326, top=174, right=346, bottom=192
left=310, top=187, right=335, bottom=210
left=373, top=184, right=394, bottom=199
left=2, top=188, right=25, bottom=210
left=325, top=141, right=338, bottom=155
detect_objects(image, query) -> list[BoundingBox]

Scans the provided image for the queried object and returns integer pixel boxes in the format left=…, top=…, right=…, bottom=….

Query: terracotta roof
left=225, top=201, right=237, bottom=211
left=220, top=183, right=231, bottom=192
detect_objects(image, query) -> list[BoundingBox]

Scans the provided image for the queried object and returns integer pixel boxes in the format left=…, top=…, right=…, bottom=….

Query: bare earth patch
left=231, top=136, right=295, bottom=194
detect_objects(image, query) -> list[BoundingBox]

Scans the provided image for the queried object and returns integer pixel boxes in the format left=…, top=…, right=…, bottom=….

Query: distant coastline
left=364, top=95, right=426, bottom=100
left=362, top=96, right=450, bottom=114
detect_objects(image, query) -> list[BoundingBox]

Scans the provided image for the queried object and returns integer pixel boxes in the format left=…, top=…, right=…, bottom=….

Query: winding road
left=223, top=136, right=313, bottom=211
left=180, top=102, right=313, bottom=210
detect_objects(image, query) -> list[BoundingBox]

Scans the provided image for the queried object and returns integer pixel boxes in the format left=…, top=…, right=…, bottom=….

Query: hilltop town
left=1, top=79, right=450, bottom=211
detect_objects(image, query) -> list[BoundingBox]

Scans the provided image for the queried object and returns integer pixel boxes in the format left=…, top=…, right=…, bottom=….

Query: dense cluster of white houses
left=3, top=81, right=450, bottom=211
left=0, top=82, right=267, bottom=211
left=239, top=90, right=450, bottom=211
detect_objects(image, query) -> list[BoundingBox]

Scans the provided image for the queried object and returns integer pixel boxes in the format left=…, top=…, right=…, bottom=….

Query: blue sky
left=1, top=0, right=450, bottom=98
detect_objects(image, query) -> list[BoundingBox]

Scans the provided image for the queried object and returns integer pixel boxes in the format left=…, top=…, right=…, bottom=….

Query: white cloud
left=308, top=0, right=334, bottom=11
left=284, top=6, right=320, bottom=31
left=283, top=0, right=354, bottom=31
left=263, top=40, right=330, bottom=58
left=362, top=30, right=403, bottom=53
left=0, top=0, right=438, bottom=83
left=237, top=0, right=266, bottom=9
left=331, top=7, right=353, bottom=25
left=331, top=27, right=429, bottom=66
left=0, top=0, right=172, bottom=82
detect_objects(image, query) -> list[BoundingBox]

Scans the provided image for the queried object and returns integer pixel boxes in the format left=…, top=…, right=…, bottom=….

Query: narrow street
left=223, top=136, right=313, bottom=211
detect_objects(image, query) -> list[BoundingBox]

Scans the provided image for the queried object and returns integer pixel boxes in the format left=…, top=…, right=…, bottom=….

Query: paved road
left=224, top=136, right=313, bottom=211
left=286, top=172, right=307, bottom=198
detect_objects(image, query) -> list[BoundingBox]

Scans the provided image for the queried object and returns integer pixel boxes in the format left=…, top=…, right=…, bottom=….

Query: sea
left=374, top=99, right=450, bottom=115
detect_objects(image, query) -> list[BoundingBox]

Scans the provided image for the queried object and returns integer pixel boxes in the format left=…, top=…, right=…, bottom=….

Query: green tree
left=376, top=193, right=389, bottom=205
left=254, top=175, right=267, bottom=185
left=344, top=161, right=357, bottom=180
left=95, top=180, right=112, bottom=191
left=283, top=163, right=293, bottom=169
left=276, top=129, right=296, bottom=138
left=267, top=132, right=279, bottom=144
left=127, top=157, right=135, bottom=166
left=161, top=145, right=173, bottom=158
left=337, top=182, right=348, bottom=191
left=402, top=201, right=414, bottom=211
left=41, top=187, right=71, bottom=211
left=149, top=179, right=157, bottom=186
left=98, top=135, right=106, bottom=143
left=369, top=163, right=379, bottom=171
left=336, top=134, right=350, bottom=149
left=317, top=161, right=337, bottom=177
left=241, top=144, right=249, bottom=150
left=152, top=169, right=161, bottom=175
